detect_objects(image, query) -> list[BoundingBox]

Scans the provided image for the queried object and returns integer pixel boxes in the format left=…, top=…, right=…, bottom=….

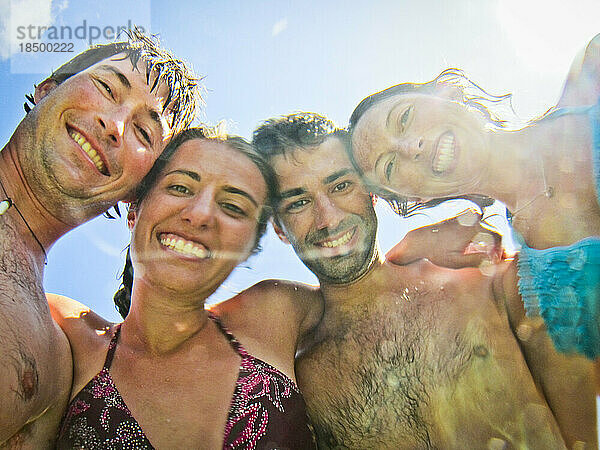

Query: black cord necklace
left=0, top=176, right=48, bottom=264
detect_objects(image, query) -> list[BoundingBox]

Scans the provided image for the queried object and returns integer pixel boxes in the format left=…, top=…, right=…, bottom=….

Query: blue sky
left=1, top=0, right=599, bottom=323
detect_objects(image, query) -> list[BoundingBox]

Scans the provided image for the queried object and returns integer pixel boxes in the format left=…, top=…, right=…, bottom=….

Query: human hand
left=386, top=209, right=504, bottom=269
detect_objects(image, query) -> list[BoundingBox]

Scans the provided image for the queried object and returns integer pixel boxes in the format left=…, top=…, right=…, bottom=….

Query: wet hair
left=113, top=127, right=276, bottom=319
left=252, top=112, right=355, bottom=223
left=348, top=68, right=511, bottom=217
left=252, top=112, right=350, bottom=161
left=349, top=68, right=521, bottom=133
left=25, top=27, right=202, bottom=136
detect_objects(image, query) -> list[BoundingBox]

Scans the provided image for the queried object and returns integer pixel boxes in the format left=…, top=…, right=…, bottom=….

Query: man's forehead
left=272, top=137, right=354, bottom=189
left=89, top=54, right=170, bottom=101
left=89, top=54, right=172, bottom=134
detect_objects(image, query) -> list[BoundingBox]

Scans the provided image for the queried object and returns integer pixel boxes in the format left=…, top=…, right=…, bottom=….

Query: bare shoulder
left=213, top=280, right=322, bottom=335
left=558, top=32, right=600, bottom=107
left=47, top=293, right=112, bottom=338
left=46, top=293, right=114, bottom=365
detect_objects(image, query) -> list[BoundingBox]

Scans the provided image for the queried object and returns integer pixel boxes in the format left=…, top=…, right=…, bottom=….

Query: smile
left=69, top=129, right=108, bottom=175
left=432, top=131, right=456, bottom=174
left=159, top=233, right=210, bottom=259
left=316, top=227, right=356, bottom=248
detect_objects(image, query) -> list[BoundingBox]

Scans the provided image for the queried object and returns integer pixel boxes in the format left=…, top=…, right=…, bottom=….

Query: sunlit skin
left=129, top=138, right=267, bottom=301
left=0, top=54, right=174, bottom=447
left=351, top=84, right=600, bottom=250
left=8, top=54, right=172, bottom=229
left=49, top=139, right=311, bottom=449
left=278, top=131, right=597, bottom=448
left=272, top=136, right=378, bottom=284
left=351, top=92, right=492, bottom=201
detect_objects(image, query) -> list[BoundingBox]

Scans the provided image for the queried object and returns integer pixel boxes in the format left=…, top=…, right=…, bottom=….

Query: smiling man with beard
left=252, top=113, right=596, bottom=449
left=0, top=30, right=200, bottom=447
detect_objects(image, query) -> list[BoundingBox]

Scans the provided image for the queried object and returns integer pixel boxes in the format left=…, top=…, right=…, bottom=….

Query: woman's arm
left=558, top=33, right=600, bottom=107
left=386, top=209, right=504, bottom=269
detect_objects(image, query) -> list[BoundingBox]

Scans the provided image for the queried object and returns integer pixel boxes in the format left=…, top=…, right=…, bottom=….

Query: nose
left=313, top=193, right=345, bottom=232
left=96, top=108, right=125, bottom=147
left=398, top=136, right=424, bottom=160
left=181, top=189, right=217, bottom=229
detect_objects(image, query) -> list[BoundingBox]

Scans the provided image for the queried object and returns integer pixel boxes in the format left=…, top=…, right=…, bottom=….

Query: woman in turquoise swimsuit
left=349, top=34, right=600, bottom=361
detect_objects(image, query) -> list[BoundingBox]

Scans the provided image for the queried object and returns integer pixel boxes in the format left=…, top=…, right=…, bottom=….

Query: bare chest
left=296, top=286, right=563, bottom=449
left=0, top=220, right=44, bottom=310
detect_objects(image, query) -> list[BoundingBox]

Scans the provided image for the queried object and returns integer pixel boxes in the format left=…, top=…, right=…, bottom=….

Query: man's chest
left=294, top=293, right=551, bottom=449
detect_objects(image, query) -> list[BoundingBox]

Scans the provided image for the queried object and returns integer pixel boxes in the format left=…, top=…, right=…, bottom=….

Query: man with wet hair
left=253, top=113, right=596, bottom=448
left=0, top=29, right=200, bottom=446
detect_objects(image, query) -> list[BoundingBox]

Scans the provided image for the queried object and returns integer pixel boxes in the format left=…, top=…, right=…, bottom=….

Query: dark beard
left=301, top=214, right=377, bottom=284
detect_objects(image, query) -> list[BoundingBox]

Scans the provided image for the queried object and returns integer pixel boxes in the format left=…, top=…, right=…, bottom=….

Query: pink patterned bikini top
left=56, top=313, right=316, bottom=449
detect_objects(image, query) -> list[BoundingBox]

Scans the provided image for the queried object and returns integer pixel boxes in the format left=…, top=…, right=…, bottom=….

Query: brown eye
left=168, top=184, right=191, bottom=195
left=399, top=105, right=413, bottom=133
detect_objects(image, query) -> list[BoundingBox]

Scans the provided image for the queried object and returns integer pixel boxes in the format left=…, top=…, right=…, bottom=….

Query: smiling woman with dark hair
left=350, top=35, right=600, bottom=361
left=49, top=127, right=318, bottom=449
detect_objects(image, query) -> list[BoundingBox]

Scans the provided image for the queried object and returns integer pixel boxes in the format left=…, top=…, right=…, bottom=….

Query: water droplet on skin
left=385, top=372, right=400, bottom=388
left=472, top=232, right=495, bottom=249
left=487, top=437, right=507, bottom=450
left=0, top=200, right=11, bottom=215
left=516, top=323, right=533, bottom=342
left=478, top=260, right=496, bottom=277
left=457, top=209, right=479, bottom=226
left=440, top=285, right=445, bottom=291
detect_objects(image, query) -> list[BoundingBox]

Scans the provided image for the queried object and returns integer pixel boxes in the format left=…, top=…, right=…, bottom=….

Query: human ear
left=34, top=78, right=59, bottom=103
left=272, top=219, right=290, bottom=245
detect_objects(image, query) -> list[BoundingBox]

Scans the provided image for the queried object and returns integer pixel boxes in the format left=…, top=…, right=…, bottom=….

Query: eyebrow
left=278, top=187, right=306, bottom=200
left=323, top=168, right=353, bottom=185
left=97, top=65, right=165, bottom=137
left=165, top=170, right=259, bottom=207
left=166, top=169, right=201, bottom=181
left=278, top=168, right=354, bottom=201
left=223, top=186, right=259, bottom=208
left=97, top=65, right=131, bottom=90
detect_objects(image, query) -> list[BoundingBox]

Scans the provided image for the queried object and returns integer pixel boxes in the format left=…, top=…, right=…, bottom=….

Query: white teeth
left=320, top=230, right=353, bottom=248
left=160, top=235, right=209, bottom=259
left=70, top=130, right=106, bottom=174
left=433, top=134, right=455, bottom=173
